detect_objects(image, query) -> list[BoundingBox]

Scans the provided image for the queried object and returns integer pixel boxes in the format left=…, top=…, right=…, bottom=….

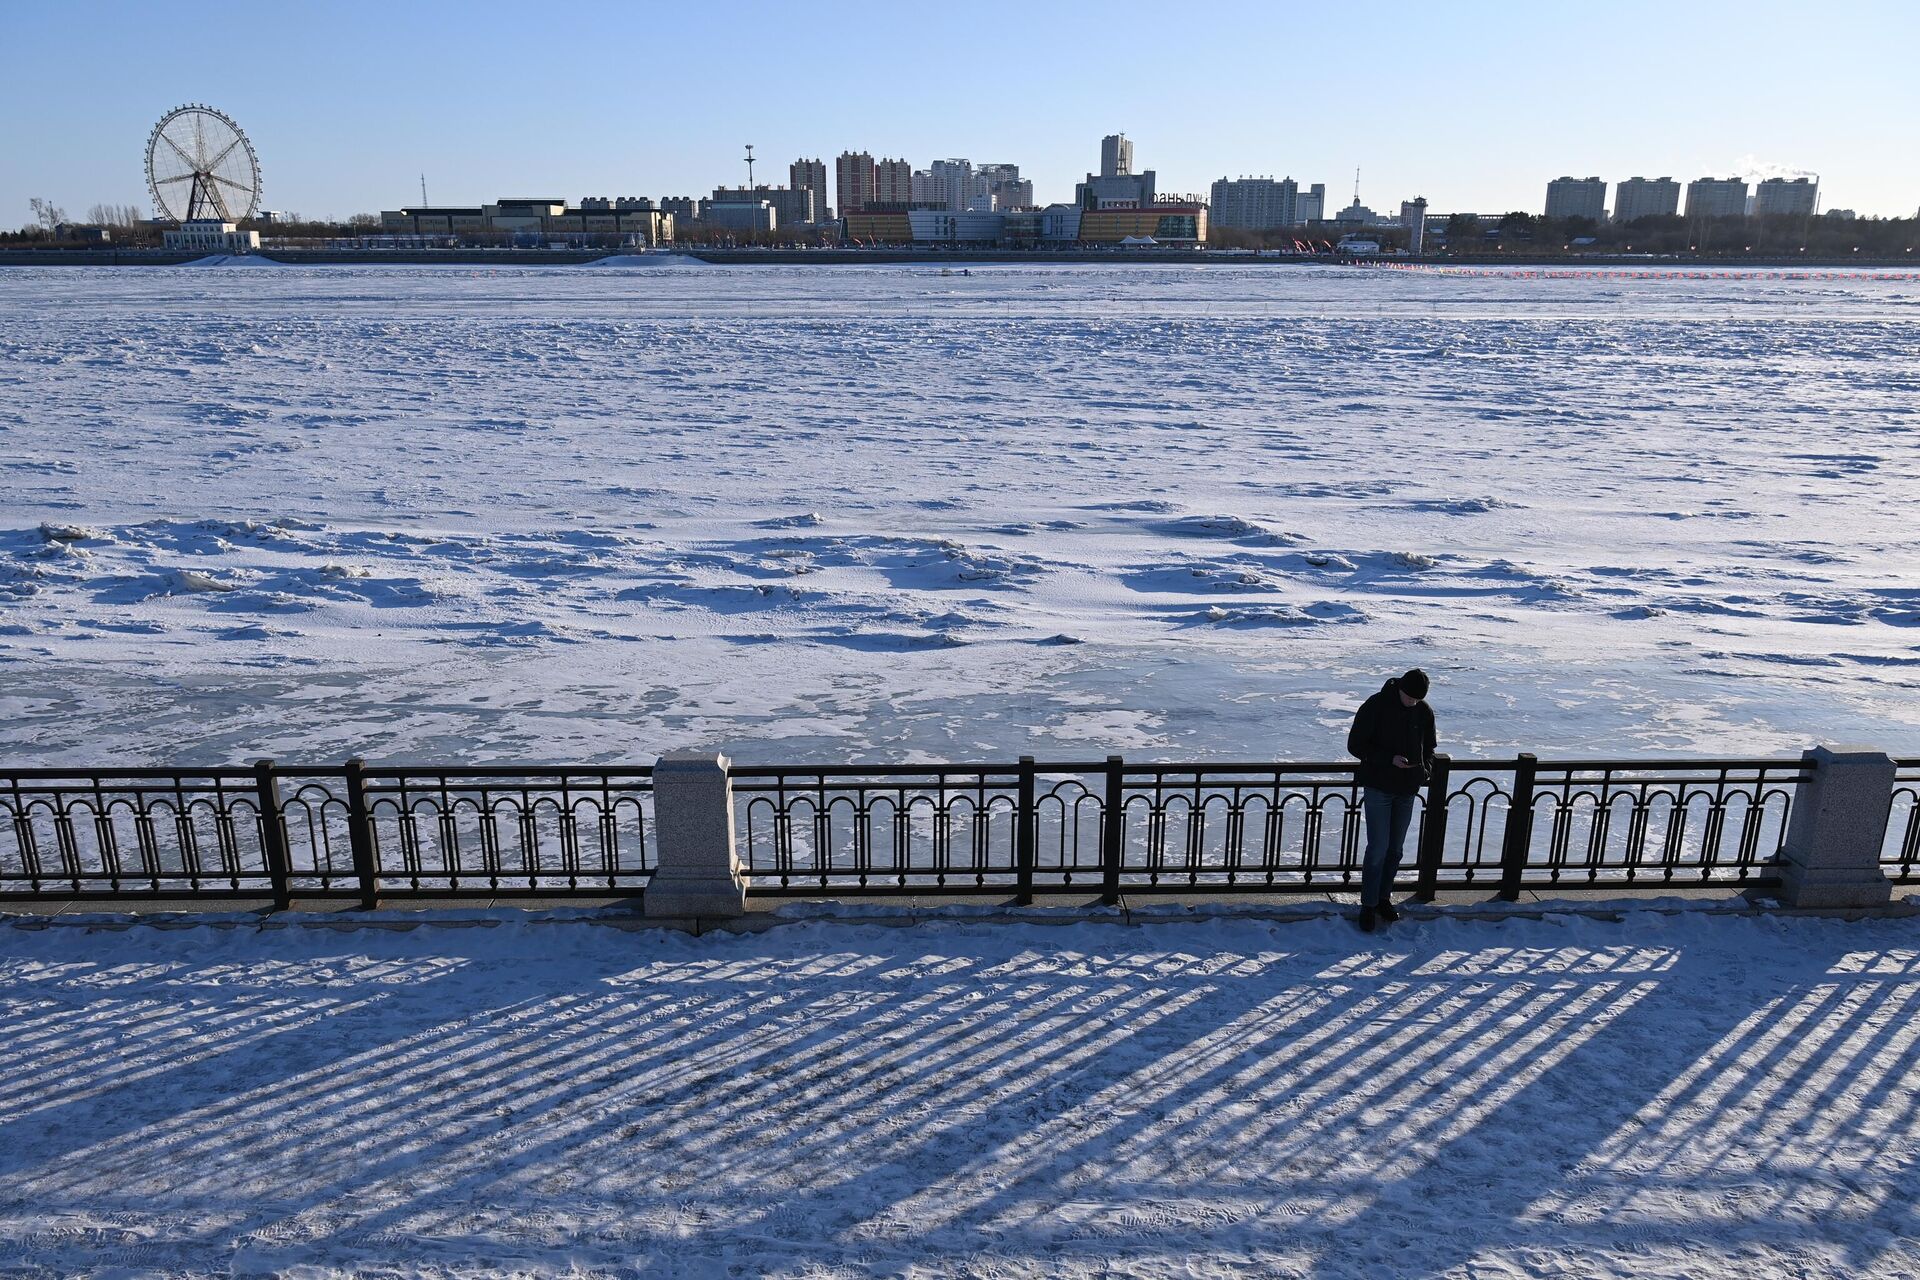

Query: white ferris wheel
left=145, top=104, right=262, bottom=223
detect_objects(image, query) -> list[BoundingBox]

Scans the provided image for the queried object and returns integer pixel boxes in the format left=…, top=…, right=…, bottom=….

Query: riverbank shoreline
left=3, top=246, right=1915, bottom=268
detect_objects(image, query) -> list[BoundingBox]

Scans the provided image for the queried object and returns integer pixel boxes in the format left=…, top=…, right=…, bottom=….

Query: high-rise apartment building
left=1752, top=176, right=1819, bottom=217
left=790, top=158, right=829, bottom=223
left=1209, top=177, right=1279, bottom=230
left=975, top=164, right=1033, bottom=210
left=835, top=152, right=876, bottom=215
left=1544, top=176, right=1607, bottom=222
left=1612, top=177, right=1680, bottom=223
left=875, top=158, right=913, bottom=206
left=1685, top=177, right=1750, bottom=219
left=909, top=170, right=950, bottom=208
left=929, top=159, right=974, bottom=212
left=1101, top=134, right=1133, bottom=178
left=1207, top=176, right=1325, bottom=230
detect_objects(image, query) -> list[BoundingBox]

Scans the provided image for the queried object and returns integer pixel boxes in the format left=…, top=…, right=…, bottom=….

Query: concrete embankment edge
left=4, top=248, right=1914, bottom=268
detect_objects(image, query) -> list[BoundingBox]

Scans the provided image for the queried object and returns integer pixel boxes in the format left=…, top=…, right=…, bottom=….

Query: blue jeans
left=1361, top=787, right=1417, bottom=908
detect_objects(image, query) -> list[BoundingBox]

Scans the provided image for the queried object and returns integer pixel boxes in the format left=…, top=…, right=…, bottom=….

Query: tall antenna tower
left=744, top=144, right=756, bottom=189
left=1353, top=166, right=1361, bottom=204
left=420, top=173, right=429, bottom=206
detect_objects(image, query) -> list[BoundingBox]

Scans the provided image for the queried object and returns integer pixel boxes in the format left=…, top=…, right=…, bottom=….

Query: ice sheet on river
left=0, top=263, right=1916, bottom=764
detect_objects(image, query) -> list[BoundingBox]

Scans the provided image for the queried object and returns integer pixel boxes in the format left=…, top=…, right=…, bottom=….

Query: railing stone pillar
left=645, top=752, right=745, bottom=919
left=1773, top=745, right=1895, bottom=909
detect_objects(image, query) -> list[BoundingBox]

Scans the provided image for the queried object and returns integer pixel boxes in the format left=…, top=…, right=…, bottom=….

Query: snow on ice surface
left=1, top=263, right=1918, bottom=764
left=178, top=254, right=290, bottom=268
left=1, top=908, right=1918, bottom=1277
left=584, top=253, right=714, bottom=268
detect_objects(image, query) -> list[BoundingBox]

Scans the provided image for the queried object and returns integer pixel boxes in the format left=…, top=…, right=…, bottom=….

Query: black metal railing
left=1, top=760, right=654, bottom=906
left=1108, top=761, right=1368, bottom=894
left=1889, top=759, right=1920, bottom=883
left=1486, top=757, right=1802, bottom=894
left=0, top=751, right=1842, bottom=908
left=733, top=754, right=1808, bottom=901
left=732, top=762, right=1039, bottom=895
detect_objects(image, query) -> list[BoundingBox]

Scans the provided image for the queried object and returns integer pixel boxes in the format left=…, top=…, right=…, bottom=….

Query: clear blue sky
left=5, top=0, right=1917, bottom=224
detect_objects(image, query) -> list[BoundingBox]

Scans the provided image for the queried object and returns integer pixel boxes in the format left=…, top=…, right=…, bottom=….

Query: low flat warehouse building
left=704, top=201, right=777, bottom=233
left=711, top=185, right=815, bottom=227
left=378, top=197, right=672, bottom=243
left=546, top=198, right=673, bottom=244
left=479, top=199, right=568, bottom=232
left=381, top=207, right=488, bottom=234
left=1078, top=204, right=1208, bottom=245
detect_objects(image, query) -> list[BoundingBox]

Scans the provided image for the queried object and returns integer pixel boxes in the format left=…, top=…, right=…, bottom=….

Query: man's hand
left=1393, top=755, right=1413, bottom=768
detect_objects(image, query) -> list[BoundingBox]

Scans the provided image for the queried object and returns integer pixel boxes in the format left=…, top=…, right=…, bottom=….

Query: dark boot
left=1377, top=900, right=1401, bottom=924
left=1358, top=906, right=1377, bottom=933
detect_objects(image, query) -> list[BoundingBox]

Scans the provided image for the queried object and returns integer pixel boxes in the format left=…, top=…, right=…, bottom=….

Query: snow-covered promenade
left=2, top=906, right=1917, bottom=1277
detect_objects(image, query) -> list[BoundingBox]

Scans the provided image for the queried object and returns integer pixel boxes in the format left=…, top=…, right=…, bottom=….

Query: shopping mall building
left=842, top=202, right=1208, bottom=248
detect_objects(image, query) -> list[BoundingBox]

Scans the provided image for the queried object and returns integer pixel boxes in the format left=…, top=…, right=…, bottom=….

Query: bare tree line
left=17, top=198, right=147, bottom=236
left=26, top=198, right=68, bottom=233
left=87, top=203, right=147, bottom=228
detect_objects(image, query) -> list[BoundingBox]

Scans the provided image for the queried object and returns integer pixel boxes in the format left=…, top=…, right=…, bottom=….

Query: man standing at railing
left=1347, top=669, right=1436, bottom=933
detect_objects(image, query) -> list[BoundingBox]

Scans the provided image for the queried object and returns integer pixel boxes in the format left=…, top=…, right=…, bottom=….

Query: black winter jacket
left=1346, top=678, right=1437, bottom=795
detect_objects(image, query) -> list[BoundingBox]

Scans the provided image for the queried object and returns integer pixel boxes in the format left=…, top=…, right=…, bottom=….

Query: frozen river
left=1, top=261, right=1917, bottom=765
